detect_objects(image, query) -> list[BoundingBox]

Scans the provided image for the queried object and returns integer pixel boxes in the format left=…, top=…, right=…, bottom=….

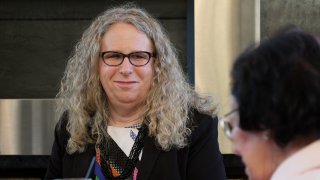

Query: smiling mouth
left=114, top=81, right=138, bottom=88
left=114, top=81, right=137, bottom=84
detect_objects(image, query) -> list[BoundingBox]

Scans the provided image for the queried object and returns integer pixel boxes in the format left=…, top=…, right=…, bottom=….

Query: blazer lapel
left=72, top=143, right=96, bottom=177
left=70, top=138, right=160, bottom=179
left=138, top=136, right=161, bottom=180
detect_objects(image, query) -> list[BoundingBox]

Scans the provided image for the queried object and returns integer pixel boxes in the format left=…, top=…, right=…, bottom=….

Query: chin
left=246, top=170, right=269, bottom=180
left=119, top=97, right=140, bottom=104
left=245, top=166, right=257, bottom=180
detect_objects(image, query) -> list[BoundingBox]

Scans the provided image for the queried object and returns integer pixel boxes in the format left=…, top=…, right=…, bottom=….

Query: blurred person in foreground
left=45, top=3, right=226, bottom=180
left=220, top=28, right=320, bottom=180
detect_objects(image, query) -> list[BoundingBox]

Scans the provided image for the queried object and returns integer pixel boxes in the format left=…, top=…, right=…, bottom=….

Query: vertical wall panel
left=195, top=0, right=260, bottom=153
left=0, top=99, right=56, bottom=155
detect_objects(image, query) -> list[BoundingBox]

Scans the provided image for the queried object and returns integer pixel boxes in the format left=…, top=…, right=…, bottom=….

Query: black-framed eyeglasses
left=219, top=108, right=238, bottom=140
left=99, top=51, right=156, bottom=67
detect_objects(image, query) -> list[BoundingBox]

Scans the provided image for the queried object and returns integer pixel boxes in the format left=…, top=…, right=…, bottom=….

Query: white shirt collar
left=271, top=139, right=320, bottom=180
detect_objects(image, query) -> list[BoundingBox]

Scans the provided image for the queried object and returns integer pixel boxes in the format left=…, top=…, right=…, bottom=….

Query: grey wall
left=0, top=99, right=56, bottom=155
left=0, top=0, right=187, bottom=98
left=261, top=0, right=320, bottom=38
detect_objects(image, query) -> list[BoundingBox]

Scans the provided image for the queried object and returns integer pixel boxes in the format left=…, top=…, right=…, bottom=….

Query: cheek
left=146, top=69, right=154, bottom=85
left=233, top=130, right=260, bottom=159
left=232, top=130, right=272, bottom=179
left=99, top=62, right=115, bottom=80
left=98, top=60, right=106, bottom=78
left=139, top=65, right=154, bottom=85
left=231, top=127, right=248, bottom=155
left=98, top=66, right=117, bottom=94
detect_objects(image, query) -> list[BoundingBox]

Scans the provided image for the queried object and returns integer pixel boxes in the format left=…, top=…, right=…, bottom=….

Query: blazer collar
left=74, top=143, right=96, bottom=178
left=137, top=136, right=161, bottom=180
left=80, top=137, right=160, bottom=179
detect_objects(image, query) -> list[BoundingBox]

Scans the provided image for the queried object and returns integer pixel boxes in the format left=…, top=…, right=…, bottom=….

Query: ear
left=261, top=130, right=271, bottom=141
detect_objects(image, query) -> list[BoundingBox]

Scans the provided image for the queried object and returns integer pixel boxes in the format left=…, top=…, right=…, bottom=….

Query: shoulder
left=188, top=109, right=218, bottom=133
left=180, top=109, right=226, bottom=179
left=272, top=140, right=320, bottom=180
left=188, top=109, right=218, bottom=142
left=55, top=111, right=70, bottom=149
left=57, top=111, right=69, bottom=134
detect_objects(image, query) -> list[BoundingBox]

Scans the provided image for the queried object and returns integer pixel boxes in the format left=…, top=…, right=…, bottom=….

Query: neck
left=281, top=136, right=316, bottom=157
left=272, top=136, right=317, bottom=170
left=108, top=103, right=144, bottom=127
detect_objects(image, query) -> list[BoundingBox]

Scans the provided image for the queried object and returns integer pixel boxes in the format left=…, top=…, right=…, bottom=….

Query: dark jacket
left=45, top=110, right=226, bottom=180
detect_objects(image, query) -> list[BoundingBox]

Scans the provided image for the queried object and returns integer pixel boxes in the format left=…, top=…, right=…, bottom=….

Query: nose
left=230, top=127, right=244, bottom=155
left=230, top=128, right=235, bottom=142
left=230, top=127, right=238, bottom=154
left=119, top=57, right=133, bottom=75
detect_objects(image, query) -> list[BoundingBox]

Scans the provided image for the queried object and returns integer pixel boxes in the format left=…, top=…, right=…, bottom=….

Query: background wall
left=0, top=0, right=188, bottom=155
left=261, top=0, right=320, bottom=38
left=0, top=100, right=56, bottom=154
left=0, top=0, right=187, bottom=99
left=1, top=0, right=319, bottom=156
left=195, top=0, right=320, bottom=154
left=195, top=0, right=260, bottom=153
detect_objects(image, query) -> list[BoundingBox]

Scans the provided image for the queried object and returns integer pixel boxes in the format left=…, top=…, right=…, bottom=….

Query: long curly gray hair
left=57, top=3, right=217, bottom=153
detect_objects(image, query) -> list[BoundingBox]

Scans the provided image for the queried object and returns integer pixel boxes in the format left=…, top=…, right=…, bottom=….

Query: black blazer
left=45, top=110, right=226, bottom=180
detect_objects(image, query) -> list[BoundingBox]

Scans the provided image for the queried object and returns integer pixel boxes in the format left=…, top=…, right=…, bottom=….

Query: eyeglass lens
left=220, top=109, right=238, bottom=139
left=101, top=51, right=152, bottom=66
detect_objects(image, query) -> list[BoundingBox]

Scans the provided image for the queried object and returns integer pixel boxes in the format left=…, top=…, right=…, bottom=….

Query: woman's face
left=229, top=96, right=278, bottom=180
left=99, top=22, right=154, bottom=109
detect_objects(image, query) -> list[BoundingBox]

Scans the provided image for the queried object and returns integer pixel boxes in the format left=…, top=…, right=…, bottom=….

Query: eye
left=104, top=52, right=123, bottom=60
left=130, top=52, right=149, bottom=60
left=226, top=121, right=234, bottom=132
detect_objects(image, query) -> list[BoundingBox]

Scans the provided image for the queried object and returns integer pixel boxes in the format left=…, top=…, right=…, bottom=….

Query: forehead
left=100, top=22, right=154, bottom=51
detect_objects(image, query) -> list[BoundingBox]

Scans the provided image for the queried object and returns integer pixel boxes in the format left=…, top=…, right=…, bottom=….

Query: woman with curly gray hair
left=45, top=3, right=226, bottom=180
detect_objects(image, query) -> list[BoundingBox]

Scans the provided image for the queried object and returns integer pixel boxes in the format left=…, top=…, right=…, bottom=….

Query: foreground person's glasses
left=99, top=51, right=156, bottom=67
left=219, top=108, right=238, bottom=140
